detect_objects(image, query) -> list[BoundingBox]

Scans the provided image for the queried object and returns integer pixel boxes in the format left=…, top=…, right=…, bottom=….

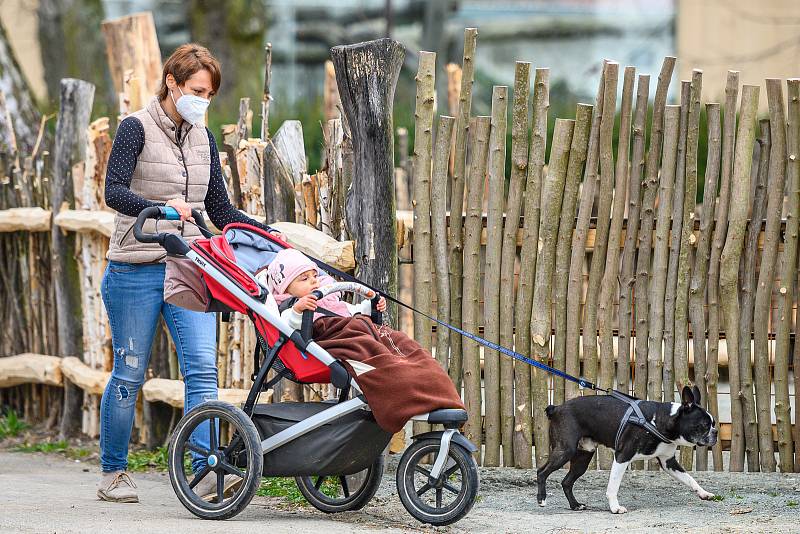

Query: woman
left=98, top=43, right=276, bottom=503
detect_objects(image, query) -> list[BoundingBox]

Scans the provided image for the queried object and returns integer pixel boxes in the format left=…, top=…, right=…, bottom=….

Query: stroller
left=132, top=206, right=479, bottom=526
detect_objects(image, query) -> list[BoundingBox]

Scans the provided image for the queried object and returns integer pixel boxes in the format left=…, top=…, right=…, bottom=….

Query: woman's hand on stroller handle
left=165, top=198, right=195, bottom=222
left=132, top=205, right=212, bottom=249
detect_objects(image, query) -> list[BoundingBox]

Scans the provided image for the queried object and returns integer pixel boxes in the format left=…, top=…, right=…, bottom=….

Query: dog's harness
left=608, top=389, right=673, bottom=449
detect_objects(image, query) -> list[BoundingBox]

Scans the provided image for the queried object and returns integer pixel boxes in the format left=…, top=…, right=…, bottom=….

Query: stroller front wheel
left=295, top=454, right=384, bottom=513
left=396, top=437, right=479, bottom=526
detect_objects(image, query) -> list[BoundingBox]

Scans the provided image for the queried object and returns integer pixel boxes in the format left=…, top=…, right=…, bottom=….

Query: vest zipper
left=175, top=121, right=193, bottom=237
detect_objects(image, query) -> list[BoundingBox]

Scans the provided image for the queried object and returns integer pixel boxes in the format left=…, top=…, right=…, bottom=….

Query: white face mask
left=171, top=85, right=210, bottom=124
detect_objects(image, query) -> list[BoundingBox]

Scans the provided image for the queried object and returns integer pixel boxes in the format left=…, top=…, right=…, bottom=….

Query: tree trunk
left=553, top=104, right=592, bottom=405
left=410, top=51, right=435, bottom=438
left=331, top=38, right=404, bottom=322
left=499, top=62, right=531, bottom=467
left=598, top=66, right=634, bottom=413
left=617, top=74, right=650, bottom=394
left=461, top=116, right=491, bottom=465
left=753, top=79, right=789, bottom=472
left=565, top=65, right=605, bottom=401
left=447, top=28, right=478, bottom=389
left=675, top=71, right=703, bottom=469
left=100, top=11, right=162, bottom=104
left=531, top=118, right=572, bottom=467
left=737, top=117, right=769, bottom=467
left=633, top=57, right=676, bottom=402
left=689, top=103, right=722, bottom=471
left=774, top=79, right=799, bottom=473
left=431, top=116, right=455, bottom=371
left=646, top=105, right=680, bottom=411
left=484, top=85, right=508, bottom=467
left=52, top=79, right=95, bottom=439
left=719, top=84, right=760, bottom=473
left=0, top=19, right=43, bottom=153
left=663, top=81, right=690, bottom=403
left=581, top=62, right=618, bottom=410
left=513, top=68, right=548, bottom=468
left=707, top=71, right=740, bottom=471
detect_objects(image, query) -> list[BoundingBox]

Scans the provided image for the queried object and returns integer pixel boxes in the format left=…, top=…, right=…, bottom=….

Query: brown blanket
left=312, top=315, right=465, bottom=433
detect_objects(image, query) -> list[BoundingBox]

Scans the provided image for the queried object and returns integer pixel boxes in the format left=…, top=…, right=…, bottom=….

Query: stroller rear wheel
left=295, top=454, right=384, bottom=513
left=396, top=438, right=479, bottom=526
left=168, top=401, right=263, bottom=520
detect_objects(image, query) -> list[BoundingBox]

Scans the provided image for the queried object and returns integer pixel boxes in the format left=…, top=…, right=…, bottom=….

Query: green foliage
left=710, top=494, right=725, bottom=501
left=0, top=409, right=28, bottom=440
left=127, top=446, right=170, bottom=472
left=256, top=476, right=340, bottom=504
left=12, top=439, right=91, bottom=460
left=788, top=500, right=798, bottom=507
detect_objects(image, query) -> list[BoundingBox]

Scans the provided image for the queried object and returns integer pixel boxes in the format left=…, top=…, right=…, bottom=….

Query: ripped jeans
left=100, top=260, right=218, bottom=473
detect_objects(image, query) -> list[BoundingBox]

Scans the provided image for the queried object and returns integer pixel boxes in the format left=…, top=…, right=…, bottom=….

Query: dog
left=537, top=385, right=717, bottom=514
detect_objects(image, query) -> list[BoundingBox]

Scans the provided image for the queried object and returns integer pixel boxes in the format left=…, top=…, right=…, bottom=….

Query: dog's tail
left=544, top=404, right=558, bottom=419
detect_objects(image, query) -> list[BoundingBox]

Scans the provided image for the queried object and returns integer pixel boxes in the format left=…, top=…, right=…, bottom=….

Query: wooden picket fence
left=406, top=28, right=799, bottom=473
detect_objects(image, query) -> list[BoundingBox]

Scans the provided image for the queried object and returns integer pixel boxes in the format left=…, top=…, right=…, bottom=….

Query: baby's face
left=286, top=269, right=320, bottom=296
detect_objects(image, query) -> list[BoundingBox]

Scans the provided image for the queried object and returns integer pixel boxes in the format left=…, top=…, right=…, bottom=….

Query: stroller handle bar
left=133, top=205, right=212, bottom=253
left=301, top=282, right=383, bottom=340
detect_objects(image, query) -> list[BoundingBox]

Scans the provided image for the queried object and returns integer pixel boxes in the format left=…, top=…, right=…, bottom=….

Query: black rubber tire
left=295, top=454, right=384, bottom=513
left=396, top=438, right=479, bottom=526
left=168, top=401, right=263, bottom=520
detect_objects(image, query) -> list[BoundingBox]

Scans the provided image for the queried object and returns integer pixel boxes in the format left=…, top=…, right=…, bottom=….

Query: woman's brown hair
left=157, top=43, right=221, bottom=100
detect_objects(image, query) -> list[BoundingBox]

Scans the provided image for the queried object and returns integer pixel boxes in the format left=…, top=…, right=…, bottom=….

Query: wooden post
left=646, top=104, right=680, bottom=414
left=261, top=43, right=273, bottom=139
left=447, top=28, right=477, bottom=389
left=618, top=74, right=650, bottom=395
left=754, top=79, right=789, bottom=472
left=52, top=78, right=95, bottom=439
left=331, top=38, right=404, bottom=321
left=513, top=68, right=548, bottom=468
left=531, top=119, right=573, bottom=467
left=553, top=104, right=592, bottom=405
left=720, top=84, right=759, bottom=473
left=565, top=65, right=604, bottom=401
left=775, top=79, right=799, bottom=473
left=431, top=116, right=455, bottom=371
left=581, top=62, right=618, bottom=406
left=689, top=103, right=722, bottom=471
left=663, top=82, right=690, bottom=402
left=483, top=86, right=508, bottom=467
left=633, top=57, right=675, bottom=402
left=499, top=62, right=530, bottom=466
left=101, top=12, right=162, bottom=100
left=674, top=70, right=702, bottom=416
left=462, top=116, right=490, bottom=464
left=738, top=117, right=769, bottom=467
left=707, top=71, right=739, bottom=471
left=598, top=66, right=634, bottom=412
left=411, top=50, right=435, bottom=438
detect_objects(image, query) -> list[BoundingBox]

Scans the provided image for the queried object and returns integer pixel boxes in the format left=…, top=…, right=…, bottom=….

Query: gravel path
left=1, top=450, right=798, bottom=533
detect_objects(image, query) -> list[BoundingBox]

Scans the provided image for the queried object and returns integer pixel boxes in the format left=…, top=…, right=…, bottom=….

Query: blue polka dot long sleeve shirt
left=104, top=116, right=273, bottom=233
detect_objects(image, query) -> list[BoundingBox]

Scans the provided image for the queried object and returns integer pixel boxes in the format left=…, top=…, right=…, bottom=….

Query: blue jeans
left=100, top=260, right=218, bottom=473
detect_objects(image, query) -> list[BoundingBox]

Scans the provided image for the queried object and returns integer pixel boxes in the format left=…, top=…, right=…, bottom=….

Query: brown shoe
left=192, top=472, right=243, bottom=502
left=97, top=471, right=138, bottom=503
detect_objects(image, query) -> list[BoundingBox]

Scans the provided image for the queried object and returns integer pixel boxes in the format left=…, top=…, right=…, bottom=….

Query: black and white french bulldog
left=537, top=385, right=718, bottom=514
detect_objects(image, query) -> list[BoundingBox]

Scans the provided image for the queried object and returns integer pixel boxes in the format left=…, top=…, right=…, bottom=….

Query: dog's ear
left=681, top=386, right=695, bottom=408
left=692, top=385, right=702, bottom=405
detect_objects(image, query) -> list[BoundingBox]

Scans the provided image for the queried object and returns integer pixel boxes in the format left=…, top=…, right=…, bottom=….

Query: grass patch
left=12, top=440, right=91, bottom=460
left=0, top=409, right=28, bottom=440
left=256, top=477, right=340, bottom=505
left=788, top=500, right=798, bottom=507
left=710, top=494, right=725, bottom=502
left=127, top=446, right=170, bottom=472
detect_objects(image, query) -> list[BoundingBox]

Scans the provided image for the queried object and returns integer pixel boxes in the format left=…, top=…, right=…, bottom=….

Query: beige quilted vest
left=107, top=97, right=211, bottom=263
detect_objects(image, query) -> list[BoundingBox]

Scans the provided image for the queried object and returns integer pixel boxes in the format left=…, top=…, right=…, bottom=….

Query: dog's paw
left=570, top=503, right=586, bottom=511
left=609, top=505, right=628, bottom=514
left=538, top=498, right=547, bottom=507
left=697, top=489, right=715, bottom=500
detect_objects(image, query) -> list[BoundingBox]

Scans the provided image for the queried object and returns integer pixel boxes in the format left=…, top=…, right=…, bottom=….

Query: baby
left=255, top=248, right=386, bottom=329
left=255, top=247, right=464, bottom=434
